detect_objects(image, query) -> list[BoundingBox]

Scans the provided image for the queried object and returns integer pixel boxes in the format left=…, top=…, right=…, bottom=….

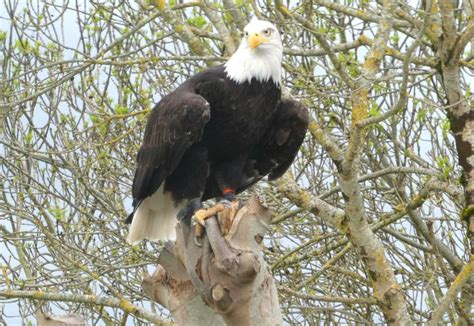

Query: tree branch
left=143, top=197, right=283, bottom=325
left=0, top=290, right=168, bottom=324
left=427, top=257, right=474, bottom=325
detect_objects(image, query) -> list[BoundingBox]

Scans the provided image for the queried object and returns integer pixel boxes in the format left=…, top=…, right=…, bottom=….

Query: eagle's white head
left=225, top=17, right=283, bottom=86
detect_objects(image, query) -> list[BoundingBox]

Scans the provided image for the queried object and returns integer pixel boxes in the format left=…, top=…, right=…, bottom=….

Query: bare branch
left=427, top=258, right=474, bottom=325
left=0, top=290, right=169, bottom=324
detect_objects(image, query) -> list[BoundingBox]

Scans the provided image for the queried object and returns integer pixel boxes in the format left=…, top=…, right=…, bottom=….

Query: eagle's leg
left=193, top=157, right=245, bottom=245
left=177, top=198, right=202, bottom=226
left=193, top=203, right=227, bottom=244
left=218, top=188, right=236, bottom=205
left=193, top=191, right=240, bottom=246
left=194, top=203, right=228, bottom=226
left=213, top=156, right=245, bottom=206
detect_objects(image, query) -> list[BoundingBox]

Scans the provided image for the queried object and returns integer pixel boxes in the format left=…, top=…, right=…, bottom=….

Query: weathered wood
left=37, top=312, right=87, bottom=326
left=142, top=196, right=283, bottom=325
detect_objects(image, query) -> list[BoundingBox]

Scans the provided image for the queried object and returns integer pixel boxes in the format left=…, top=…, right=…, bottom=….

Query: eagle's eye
left=244, top=31, right=249, bottom=37
left=263, top=28, right=272, bottom=36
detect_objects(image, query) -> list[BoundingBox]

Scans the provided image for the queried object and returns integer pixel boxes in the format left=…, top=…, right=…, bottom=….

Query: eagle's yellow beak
left=248, top=33, right=269, bottom=49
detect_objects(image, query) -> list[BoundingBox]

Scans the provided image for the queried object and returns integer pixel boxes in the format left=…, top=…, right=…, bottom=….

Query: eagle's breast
left=199, top=73, right=281, bottom=159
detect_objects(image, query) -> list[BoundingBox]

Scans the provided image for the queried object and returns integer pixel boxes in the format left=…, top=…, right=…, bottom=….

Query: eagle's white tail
left=126, top=184, right=186, bottom=245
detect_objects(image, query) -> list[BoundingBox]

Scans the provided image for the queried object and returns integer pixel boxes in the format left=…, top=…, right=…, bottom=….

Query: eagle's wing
left=202, top=98, right=308, bottom=199
left=129, top=90, right=210, bottom=221
left=248, top=98, right=308, bottom=185
left=265, top=98, right=309, bottom=180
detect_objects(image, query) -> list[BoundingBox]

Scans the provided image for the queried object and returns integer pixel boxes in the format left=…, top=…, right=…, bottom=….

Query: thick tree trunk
left=142, top=197, right=283, bottom=325
left=436, top=1, right=474, bottom=323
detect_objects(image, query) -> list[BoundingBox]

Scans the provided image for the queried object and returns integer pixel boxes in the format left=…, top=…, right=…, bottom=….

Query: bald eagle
left=126, top=18, right=308, bottom=245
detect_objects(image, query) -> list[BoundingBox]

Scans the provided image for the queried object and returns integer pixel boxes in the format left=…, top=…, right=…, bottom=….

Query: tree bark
left=436, top=1, right=474, bottom=323
left=142, top=197, right=283, bottom=325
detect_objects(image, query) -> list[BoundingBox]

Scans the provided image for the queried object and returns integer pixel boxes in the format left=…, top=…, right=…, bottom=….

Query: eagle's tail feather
left=126, top=185, right=185, bottom=245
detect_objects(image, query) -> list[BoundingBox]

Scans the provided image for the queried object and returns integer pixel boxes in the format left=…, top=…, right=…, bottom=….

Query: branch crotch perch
left=142, top=196, right=283, bottom=326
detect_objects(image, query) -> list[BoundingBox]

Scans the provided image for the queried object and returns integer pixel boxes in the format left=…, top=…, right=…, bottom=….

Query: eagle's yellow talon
left=194, top=209, right=209, bottom=226
left=193, top=204, right=228, bottom=240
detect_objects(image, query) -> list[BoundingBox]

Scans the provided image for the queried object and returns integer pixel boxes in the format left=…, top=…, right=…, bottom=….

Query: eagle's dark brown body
left=127, top=65, right=308, bottom=230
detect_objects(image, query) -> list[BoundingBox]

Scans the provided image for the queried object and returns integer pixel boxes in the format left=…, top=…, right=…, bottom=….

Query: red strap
left=222, top=187, right=235, bottom=195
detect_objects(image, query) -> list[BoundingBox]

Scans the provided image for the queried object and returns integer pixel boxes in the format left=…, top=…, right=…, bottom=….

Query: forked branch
left=143, top=196, right=283, bottom=325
